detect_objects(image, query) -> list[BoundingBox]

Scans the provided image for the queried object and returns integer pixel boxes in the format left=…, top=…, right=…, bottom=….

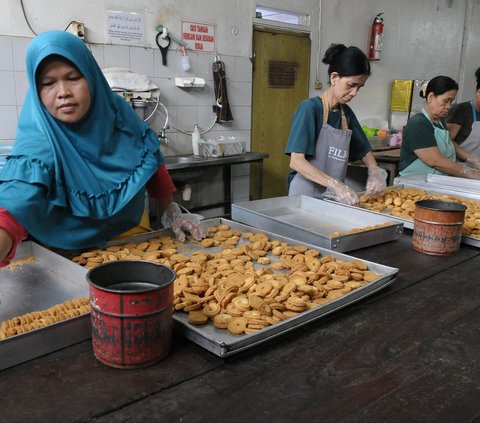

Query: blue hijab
left=0, top=30, right=163, bottom=249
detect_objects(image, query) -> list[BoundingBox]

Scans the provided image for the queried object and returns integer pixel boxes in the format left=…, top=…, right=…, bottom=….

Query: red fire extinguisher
left=368, top=13, right=384, bottom=61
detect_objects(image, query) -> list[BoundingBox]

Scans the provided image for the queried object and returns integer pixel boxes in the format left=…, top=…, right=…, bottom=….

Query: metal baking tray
left=360, top=184, right=480, bottom=248
left=0, top=241, right=89, bottom=370
left=231, top=195, right=404, bottom=252
left=394, top=173, right=480, bottom=195
left=104, top=220, right=398, bottom=357
left=172, top=218, right=398, bottom=357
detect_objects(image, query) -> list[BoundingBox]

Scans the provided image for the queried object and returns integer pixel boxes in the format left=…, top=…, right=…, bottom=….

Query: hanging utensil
left=156, top=29, right=171, bottom=66
left=212, top=56, right=233, bottom=122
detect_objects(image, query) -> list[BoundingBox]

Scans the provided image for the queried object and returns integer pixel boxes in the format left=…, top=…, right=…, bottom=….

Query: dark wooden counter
left=2, top=231, right=480, bottom=423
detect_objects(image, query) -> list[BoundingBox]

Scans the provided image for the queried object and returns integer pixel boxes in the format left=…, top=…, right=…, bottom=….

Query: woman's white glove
left=459, top=160, right=480, bottom=180
left=325, top=177, right=359, bottom=206
left=365, top=166, right=388, bottom=197
left=160, top=202, right=208, bottom=242
left=466, top=155, right=480, bottom=170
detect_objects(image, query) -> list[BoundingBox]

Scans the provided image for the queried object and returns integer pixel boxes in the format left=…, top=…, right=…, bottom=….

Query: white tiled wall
left=0, top=35, right=254, bottom=204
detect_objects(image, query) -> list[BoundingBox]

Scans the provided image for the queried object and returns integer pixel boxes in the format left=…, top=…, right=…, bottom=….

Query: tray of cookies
left=357, top=185, right=480, bottom=247
left=231, top=195, right=404, bottom=253
left=72, top=219, right=399, bottom=358
left=0, top=241, right=90, bottom=370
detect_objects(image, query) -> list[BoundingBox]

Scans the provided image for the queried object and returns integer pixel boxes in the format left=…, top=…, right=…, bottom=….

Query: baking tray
left=394, top=173, right=480, bottom=194
left=231, top=195, right=404, bottom=252
left=101, top=219, right=398, bottom=358
left=359, top=184, right=480, bottom=248
left=0, top=241, right=89, bottom=370
left=174, top=218, right=398, bottom=357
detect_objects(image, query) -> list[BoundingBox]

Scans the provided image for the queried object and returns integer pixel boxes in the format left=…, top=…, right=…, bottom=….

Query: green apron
left=400, top=108, right=456, bottom=176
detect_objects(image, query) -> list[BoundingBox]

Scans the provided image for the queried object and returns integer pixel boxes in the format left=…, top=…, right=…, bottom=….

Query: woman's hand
left=0, top=228, right=13, bottom=265
left=325, top=177, right=359, bottom=205
left=365, top=166, right=388, bottom=197
left=160, top=202, right=208, bottom=242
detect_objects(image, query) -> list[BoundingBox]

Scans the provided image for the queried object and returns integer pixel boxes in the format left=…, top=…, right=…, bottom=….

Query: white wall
left=319, top=0, right=480, bottom=123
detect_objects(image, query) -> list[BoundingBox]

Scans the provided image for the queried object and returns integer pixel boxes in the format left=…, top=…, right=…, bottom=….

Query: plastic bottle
left=192, top=124, right=200, bottom=155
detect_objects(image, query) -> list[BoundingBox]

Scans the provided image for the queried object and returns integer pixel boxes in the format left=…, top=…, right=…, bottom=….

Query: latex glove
left=324, top=177, right=359, bottom=206
left=160, top=202, right=208, bottom=242
left=365, top=166, right=388, bottom=197
left=466, top=155, right=480, bottom=170
left=459, top=161, right=480, bottom=180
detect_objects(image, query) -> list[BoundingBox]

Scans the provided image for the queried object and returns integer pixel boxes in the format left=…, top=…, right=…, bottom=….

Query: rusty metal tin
left=87, top=260, right=175, bottom=369
left=412, top=200, right=467, bottom=256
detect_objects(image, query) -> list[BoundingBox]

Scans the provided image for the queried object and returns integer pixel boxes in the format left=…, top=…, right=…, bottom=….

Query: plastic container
left=87, top=260, right=176, bottom=369
left=412, top=200, right=467, bottom=256
left=199, top=137, right=246, bottom=157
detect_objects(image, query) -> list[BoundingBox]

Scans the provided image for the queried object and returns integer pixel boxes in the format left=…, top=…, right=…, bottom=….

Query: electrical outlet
left=67, top=21, right=85, bottom=40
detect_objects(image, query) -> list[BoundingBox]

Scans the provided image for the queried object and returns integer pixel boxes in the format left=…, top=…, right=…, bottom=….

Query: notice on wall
left=106, top=10, right=145, bottom=46
left=181, top=21, right=216, bottom=52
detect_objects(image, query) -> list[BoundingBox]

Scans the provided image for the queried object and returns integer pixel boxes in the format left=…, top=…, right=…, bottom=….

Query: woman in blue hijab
left=0, top=30, right=205, bottom=266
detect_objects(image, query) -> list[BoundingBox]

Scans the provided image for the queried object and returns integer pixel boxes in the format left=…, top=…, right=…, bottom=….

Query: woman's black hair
left=322, top=43, right=371, bottom=77
left=420, top=75, right=458, bottom=98
left=475, top=67, right=480, bottom=91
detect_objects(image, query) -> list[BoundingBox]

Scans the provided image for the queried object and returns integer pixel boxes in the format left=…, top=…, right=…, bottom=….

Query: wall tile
left=90, top=44, right=105, bottom=69
left=129, top=46, right=154, bottom=77
left=0, top=106, right=18, bottom=139
left=234, top=56, right=252, bottom=82
left=228, top=81, right=251, bottom=107
left=12, top=37, right=31, bottom=72
left=0, top=72, right=16, bottom=105
left=104, top=45, right=130, bottom=69
left=0, top=36, right=13, bottom=71
left=14, top=71, right=28, bottom=105
left=230, top=106, right=251, bottom=131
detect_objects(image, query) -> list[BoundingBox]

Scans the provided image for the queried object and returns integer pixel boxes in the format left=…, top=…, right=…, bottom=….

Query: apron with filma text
left=289, top=93, right=352, bottom=198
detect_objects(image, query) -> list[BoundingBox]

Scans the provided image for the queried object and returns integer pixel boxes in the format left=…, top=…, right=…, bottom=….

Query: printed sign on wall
left=106, top=10, right=145, bottom=46
left=181, top=21, right=216, bottom=52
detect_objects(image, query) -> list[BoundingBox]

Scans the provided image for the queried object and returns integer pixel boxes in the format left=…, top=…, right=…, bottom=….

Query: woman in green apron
left=400, top=75, right=480, bottom=179
left=285, top=43, right=387, bottom=206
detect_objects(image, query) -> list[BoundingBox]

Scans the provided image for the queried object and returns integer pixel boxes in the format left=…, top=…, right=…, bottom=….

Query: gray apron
left=289, top=93, right=352, bottom=198
left=459, top=101, right=480, bottom=154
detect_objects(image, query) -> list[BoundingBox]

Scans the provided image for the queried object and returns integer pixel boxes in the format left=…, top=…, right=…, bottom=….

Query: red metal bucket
left=87, top=260, right=176, bottom=369
left=412, top=200, right=467, bottom=256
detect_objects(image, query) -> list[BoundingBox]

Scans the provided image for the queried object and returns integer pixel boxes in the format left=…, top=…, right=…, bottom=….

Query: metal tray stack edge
left=232, top=195, right=404, bottom=253
left=0, top=242, right=89, bottom=371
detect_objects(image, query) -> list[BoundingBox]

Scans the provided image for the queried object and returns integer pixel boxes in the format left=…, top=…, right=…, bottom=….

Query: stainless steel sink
left=163, top=154, right=207, bottom=165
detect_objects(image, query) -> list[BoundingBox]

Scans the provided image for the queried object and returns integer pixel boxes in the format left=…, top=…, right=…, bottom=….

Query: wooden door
left=251, top=28, right=310, bottom=199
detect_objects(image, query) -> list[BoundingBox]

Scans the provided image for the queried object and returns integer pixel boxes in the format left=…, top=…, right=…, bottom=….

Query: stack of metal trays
left=394, top=173, right=480, bottom=195
left=0, top=242, right=89, bottom=370
left=231, top=195, right=404, bottom=253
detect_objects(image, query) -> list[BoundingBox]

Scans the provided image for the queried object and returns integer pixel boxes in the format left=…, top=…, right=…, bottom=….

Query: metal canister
left=412, top=200, right=467, bottom=256
left=87, top=260, right=175, bottom=369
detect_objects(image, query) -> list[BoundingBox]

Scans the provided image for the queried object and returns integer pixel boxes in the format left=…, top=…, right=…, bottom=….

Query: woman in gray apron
left=285, top=44, right=387, bottom=206
left=447, top=66, right=480, bottom=157
left=400, top=76, right=480, bottom=179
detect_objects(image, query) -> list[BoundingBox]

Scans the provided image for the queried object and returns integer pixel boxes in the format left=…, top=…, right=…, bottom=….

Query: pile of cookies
left=359, top=187, right=480, bottom=238
left=71, top=224, right=381, bottom=336
left=0, top=296, right=90, bottom=340
left=174, top=226, right=380, bottom=335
